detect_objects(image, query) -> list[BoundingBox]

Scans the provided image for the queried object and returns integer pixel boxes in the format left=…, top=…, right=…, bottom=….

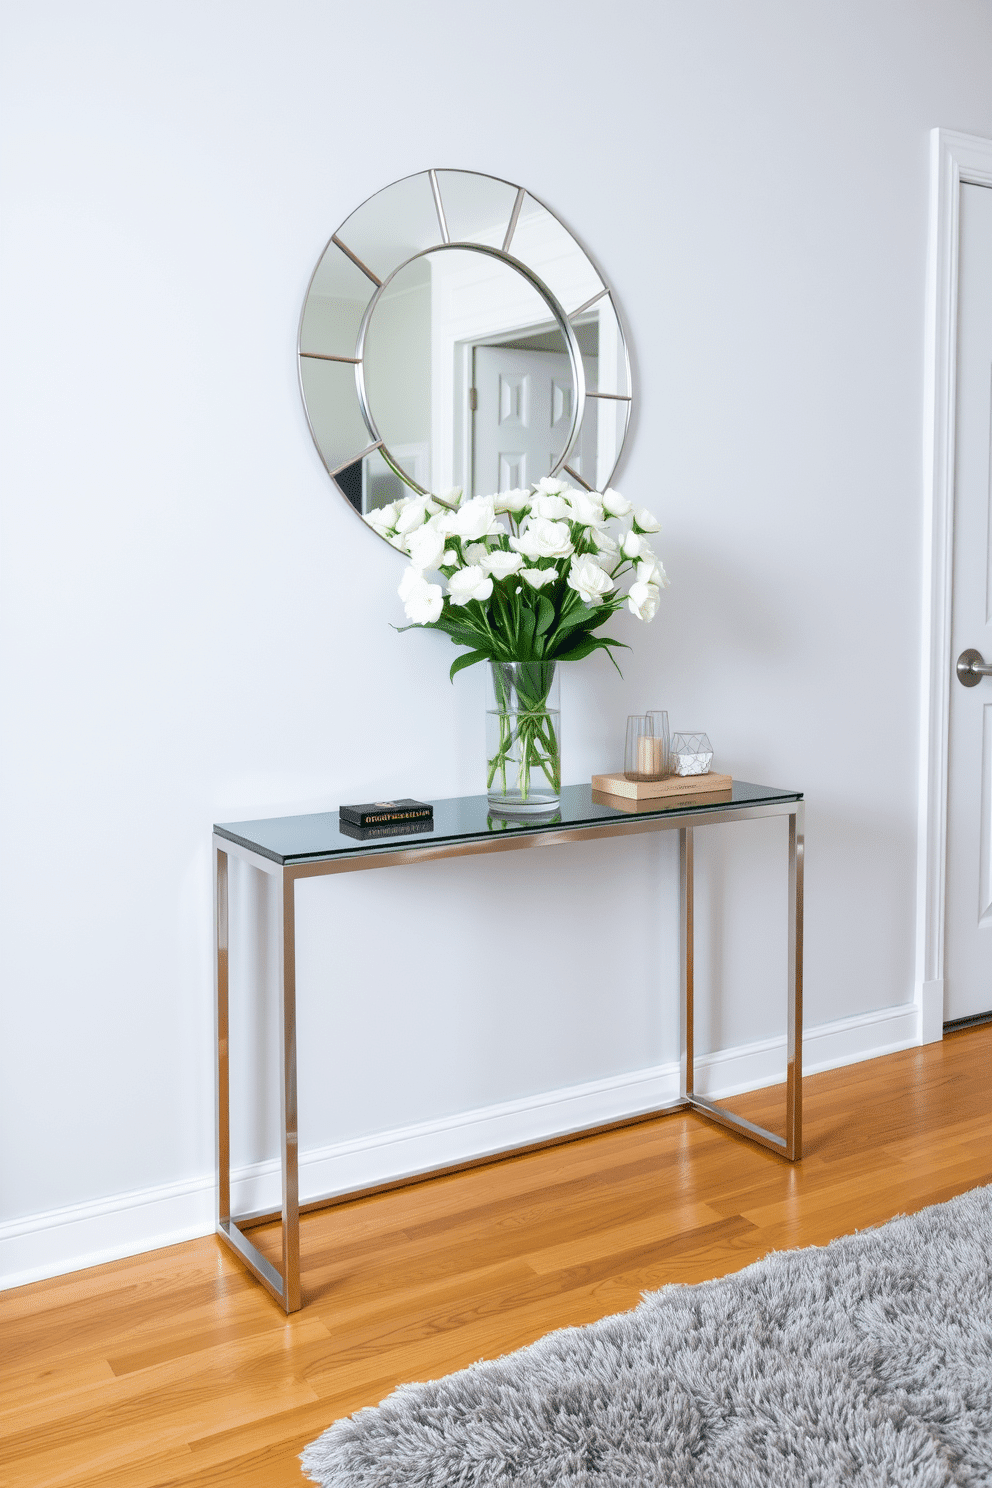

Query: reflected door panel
left=473, top=346, right=590, bottom=495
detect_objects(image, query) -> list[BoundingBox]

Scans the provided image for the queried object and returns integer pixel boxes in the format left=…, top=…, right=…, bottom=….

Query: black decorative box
left=338, top=798, right=433, bottom=829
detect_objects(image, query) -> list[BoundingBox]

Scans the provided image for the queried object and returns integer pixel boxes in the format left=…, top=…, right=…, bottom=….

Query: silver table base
left=215, top=799, right=804, bottom=1314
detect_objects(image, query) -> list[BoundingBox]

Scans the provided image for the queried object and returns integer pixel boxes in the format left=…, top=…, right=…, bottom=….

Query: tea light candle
left=637, top=734, right=665, bottom=777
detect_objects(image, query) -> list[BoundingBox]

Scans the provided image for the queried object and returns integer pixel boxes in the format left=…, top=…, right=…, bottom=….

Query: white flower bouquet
left=365, top=476, right=669, bottom=807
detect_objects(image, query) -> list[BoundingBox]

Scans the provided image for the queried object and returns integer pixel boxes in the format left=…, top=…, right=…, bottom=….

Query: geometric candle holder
left=670, top=731, right=713, bottom=776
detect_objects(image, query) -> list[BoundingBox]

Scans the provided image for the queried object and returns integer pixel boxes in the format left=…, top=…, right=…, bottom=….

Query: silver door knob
left=956, top=648, right=992, bottom=687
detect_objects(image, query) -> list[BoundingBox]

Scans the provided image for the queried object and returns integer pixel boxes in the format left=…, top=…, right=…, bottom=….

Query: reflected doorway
left=468, top=321, right=598, bottom=496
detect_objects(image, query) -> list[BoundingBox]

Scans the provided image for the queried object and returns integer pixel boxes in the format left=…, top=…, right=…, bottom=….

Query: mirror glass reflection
left=298, top=170, right=632, bottom=530
left=362, top=248, right=579, bottom=504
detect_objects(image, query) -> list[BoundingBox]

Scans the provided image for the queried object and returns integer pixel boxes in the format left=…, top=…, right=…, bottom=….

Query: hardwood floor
left=2, top=1024, right=991, bottom=1488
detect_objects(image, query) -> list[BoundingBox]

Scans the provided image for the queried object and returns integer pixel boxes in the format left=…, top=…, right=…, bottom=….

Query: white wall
left=2, top=0, right=992, bottom=1287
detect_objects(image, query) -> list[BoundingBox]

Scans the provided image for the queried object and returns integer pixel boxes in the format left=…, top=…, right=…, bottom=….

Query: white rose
left=621, top=529, right=652, bottom=560
left=442, top=549, right=457, bottom=565
left=636, top=556, right=669, bottom=589
left=398, top=566, right=421, bottom=601
left=602, top=488, right=632, bottom=517
left=520, top=567, right=558, bottom=589
left=590, top=526, right=619, bottom=556
left=627, top=580, right=661, bottom=622
left=494, top=488, right=532, bottom=514
left=480, top=549, right=525, bottom=580
left=463, top=543, right=488, bottom=564
left=566, top=555, right=616, bottom=606
left=632, top=506, right=661, bottom=533
left=427, top=508, right=459, bottom=540
left=399, top=570, right=443, bottom=624
left=365, top=503, right=398, bottom=534
left=405, top=524, right=448, bottom=571
left=447, top=565, right=494, bottom=606
left=530, top=492, right=572, bottom=521
left=452, top=495, right=498, bottom=541
left=510, top=519, right=574, bottom=560
left=394, top=497, right=431, bottom=535
left=566, top=491, right=605, bottom=526
left=534, top=476, right=570, bottom=496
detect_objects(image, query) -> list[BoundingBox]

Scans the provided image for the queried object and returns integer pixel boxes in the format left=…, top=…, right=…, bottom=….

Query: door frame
left=916, top=129, right=992, bottom=1042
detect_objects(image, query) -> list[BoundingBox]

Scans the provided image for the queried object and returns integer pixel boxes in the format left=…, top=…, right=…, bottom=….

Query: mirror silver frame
left=298, top=168, right=632, bottom=532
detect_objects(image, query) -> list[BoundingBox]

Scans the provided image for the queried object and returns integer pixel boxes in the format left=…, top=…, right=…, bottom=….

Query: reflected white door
left=946, top=182, right=992, bottom=1021
left=471, top=346, right=597, bottom=494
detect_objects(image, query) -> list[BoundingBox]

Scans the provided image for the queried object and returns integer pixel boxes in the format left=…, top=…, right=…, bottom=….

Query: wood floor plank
left=0, top=1254, right=252, bottom=1368
left=0, top=1319, right=329, bottom=1452
left=524, top=1199, right=728, bottom=1274
left=1, top=1024, right=990, bottom=1487
left=106, top=1291, right=313, bottom=1379
left=1, top=1355, right=118, bottom=1413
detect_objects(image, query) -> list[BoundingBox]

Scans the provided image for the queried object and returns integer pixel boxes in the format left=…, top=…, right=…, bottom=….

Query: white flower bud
left=627, top=580, right=661, bottom=622
left=602, top=488, right=632, bottom=517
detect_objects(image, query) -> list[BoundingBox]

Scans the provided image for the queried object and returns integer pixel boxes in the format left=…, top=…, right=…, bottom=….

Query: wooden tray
left=592, top=786, right=734, bottom=814
left=591, top=771, right=733, bottom=801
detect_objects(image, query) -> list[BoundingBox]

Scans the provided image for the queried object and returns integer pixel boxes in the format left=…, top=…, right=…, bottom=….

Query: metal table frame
left=214, top=796, right=804, bottom=1314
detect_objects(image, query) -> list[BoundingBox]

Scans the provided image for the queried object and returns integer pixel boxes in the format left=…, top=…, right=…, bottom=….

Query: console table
left=214, top=781, right=804, bottom=1313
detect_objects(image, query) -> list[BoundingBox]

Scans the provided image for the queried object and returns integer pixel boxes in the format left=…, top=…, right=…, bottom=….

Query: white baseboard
left=0, top=1174, right=217, bottom=1295
left=0, top=1002, right=921, bottom=1292
left=917, top=979, right=945, bottom=1043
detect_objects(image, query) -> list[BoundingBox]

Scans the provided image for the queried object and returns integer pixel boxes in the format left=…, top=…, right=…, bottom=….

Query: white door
left=471, top=345, right=597, bottom=494
left=945, top=182, right=992, bottom=1022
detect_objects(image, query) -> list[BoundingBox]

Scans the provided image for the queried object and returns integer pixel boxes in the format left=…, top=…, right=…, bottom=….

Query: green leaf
left=431, top=609, right=491, bottom=646
left=544, top=615, right=606, bottom=655
left=443, top=623, right=490, bottom=649
left=535, top=593, right=556, bottom=635
left=449, top=649, right=490, bottom=682
left=554, top=637, right=601, bottom=662
left=555, top=600, right=598, bottom=634
left=555, top=635, right=630, bottom=665
left=516, top=604, right=537, bottom=659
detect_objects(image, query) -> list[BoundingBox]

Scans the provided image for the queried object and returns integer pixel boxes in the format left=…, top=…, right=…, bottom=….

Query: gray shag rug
left=301, top=1184, right=992, bottom=1486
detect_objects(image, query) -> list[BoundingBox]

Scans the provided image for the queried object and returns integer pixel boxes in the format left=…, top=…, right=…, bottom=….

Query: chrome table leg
left=684, top=804, right=804, bottom=1161
left=279, top=868, right=301, bottom=1312
left=785, top=802, right=804, bottom=1160
left=680, top=826, right=694, bottom=1100
left=214, top=842, right=303, bottom=1312
left=216, top=844, right=230, bottom=1231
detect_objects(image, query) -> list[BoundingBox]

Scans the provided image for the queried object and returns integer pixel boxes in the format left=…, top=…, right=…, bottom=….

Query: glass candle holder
left=647, top=710, right=670, bottom=776
left=670, top=732, right=714, bottom=776
left=624, top=711, right=669, bottom=781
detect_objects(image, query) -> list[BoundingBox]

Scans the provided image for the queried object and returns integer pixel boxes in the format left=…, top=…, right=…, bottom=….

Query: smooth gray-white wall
left=3, top=0, right=992, bottom=1284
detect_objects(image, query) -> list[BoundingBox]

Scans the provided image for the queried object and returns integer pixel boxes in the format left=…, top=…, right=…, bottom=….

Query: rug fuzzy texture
left=301, top=1185, right=992, bottom=1486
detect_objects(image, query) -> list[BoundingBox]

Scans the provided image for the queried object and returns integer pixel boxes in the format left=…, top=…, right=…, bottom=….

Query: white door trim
left=916, top=129, right=992, bottom=1042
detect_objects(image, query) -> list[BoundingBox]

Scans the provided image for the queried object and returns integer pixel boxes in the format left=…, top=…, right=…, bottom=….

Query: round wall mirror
left=298, top=169, right=632, bottom=539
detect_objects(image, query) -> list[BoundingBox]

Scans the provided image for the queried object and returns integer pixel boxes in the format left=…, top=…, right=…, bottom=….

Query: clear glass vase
left=486, top=660, right=561, bottom=814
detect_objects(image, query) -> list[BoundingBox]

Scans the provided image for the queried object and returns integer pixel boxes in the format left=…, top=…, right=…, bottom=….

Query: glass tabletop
left=215, top=781, right=802, bottom=866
